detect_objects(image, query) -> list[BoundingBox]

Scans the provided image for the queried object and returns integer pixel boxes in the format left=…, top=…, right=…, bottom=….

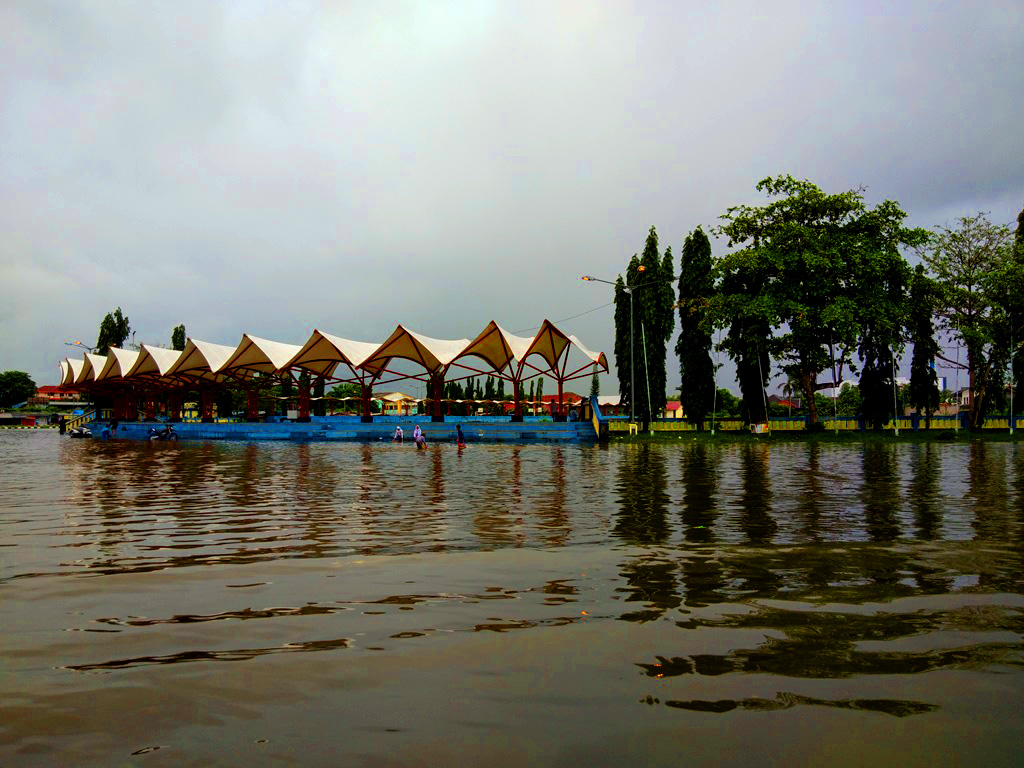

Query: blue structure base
left=88, top=420, right=597, bottom=444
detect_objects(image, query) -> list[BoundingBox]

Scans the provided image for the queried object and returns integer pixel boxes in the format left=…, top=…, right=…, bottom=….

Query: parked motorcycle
left=148, top=425, right=178, bottom=441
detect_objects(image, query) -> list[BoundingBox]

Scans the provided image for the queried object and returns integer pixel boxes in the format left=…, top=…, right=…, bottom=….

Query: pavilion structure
left=59, top=319, right=608, bottom=423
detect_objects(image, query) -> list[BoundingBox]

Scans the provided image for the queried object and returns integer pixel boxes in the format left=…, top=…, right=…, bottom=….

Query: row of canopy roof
left=60, top=320, right=608, bottom=390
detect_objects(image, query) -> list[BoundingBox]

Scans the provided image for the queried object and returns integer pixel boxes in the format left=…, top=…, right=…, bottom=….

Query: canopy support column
left=143, top=397, right=157, bottom=421
left=511, top=379, right=523, bottom=422
left=125, top=394, right=138, bottom=422
left=297, top=381, right=311, bottom=423
left=168, top=393, right=182, bottom=422
left=200, top=389, right=214, bottom=423
left=360, top=384, right=373, bottom=423
left=555, top=378, right=566, bottom=422
left=246, top=388, right=260, bottom=422
left=431, top=374, right=444, bottom=422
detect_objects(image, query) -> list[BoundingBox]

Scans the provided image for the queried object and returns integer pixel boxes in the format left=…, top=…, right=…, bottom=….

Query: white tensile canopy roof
left=220, top=334, right=303, bottom=375
left=456, top=321, right=535, bottom=373
left=521, top=320, right=572, bottom=372
left=60, top=321, right=607, bottom=393
left=75, top=353, right=107, bottom=385
left=63, top=357, right=84, bottom=387
left=165, top=339, right=238, bottom=382
left=285, top=330, right=381, bottom=379
left=361, top=325, right=471, bottom=376
left=566, top=334, right=609, bottom=372
left=95, top=348, right=140, bottom=381
left=126, top=345, right=183, bottom=379
left=58, top=360, right=69, bottom=387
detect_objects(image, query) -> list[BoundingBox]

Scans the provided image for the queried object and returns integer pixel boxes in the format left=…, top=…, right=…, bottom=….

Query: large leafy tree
left=614, top=227, right=675, bottom=429
left=855, top=226, right=913, bottom=430
left=675, top=227, right=715, bottom=430
left=0, top=371, right=37, bottom=408
left=923, top=213, right=1017, bottom=428
left=1008, top=206, right=1024, bottom=407
left=171, top=324, right=186, bottom=351
left=907, top=264, right=941, bottom=428
left=95, top=307, right=131, bottom=355
left=716, top=175, right=927, bottom=427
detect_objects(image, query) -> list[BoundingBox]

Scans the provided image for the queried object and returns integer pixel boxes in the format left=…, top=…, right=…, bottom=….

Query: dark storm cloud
left=1, top=1, right=1021, bottom=392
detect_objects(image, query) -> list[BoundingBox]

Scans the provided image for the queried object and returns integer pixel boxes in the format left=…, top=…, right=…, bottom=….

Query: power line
left=512, top=301, right=615, bottom=335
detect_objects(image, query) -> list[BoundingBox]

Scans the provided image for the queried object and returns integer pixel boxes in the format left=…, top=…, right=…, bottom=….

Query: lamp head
left=581, top=275, right=594, bottom=281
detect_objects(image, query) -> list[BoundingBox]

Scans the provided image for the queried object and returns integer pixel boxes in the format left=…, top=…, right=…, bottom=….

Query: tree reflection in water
left=612, top=444, right=670, bottom=546
left=862, top=442, right=901, bottom=543
left=614, top=444, right=678, bottom=622
left=679, top=442, right=725, bottom=608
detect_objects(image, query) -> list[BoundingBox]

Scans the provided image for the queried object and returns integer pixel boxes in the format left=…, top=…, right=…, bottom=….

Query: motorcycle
left=68, top=426, right=92, bottom=439
left=148, top=426, right=178, bottom=441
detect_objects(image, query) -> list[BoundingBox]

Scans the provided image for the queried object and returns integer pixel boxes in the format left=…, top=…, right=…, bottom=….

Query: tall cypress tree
left=908, top=265, right=940, bottom=428
left=613, top=273, right=633, bottom=415
left=95, top=307, right=131, bottom=355
left=171, top=324, right=186, bottom=351
left=614, top=227, right=676, bottom=429
left=675, top=227, right=715, bottom=430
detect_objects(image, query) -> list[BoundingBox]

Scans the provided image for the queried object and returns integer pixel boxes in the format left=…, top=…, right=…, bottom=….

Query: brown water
left=2, top=431, right=1022, bottom=767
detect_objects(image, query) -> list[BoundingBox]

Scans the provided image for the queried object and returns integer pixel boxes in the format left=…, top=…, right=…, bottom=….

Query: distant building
left=30, top=386, right=81, bottom=404
left=379, top=392, right=416, bottom=416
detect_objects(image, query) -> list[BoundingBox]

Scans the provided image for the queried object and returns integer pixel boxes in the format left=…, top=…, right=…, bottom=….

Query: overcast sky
left=2, top=1, right=1022, bottom=395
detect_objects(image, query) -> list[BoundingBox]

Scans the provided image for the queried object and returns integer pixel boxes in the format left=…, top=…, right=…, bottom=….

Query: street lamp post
left=64, top=341, right=99, bottom=353
left=583, top=268, right=668, bottom=425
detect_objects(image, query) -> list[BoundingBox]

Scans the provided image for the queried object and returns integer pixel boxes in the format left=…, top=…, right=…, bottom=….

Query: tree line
left=614, top=175, right=1024, bottom=431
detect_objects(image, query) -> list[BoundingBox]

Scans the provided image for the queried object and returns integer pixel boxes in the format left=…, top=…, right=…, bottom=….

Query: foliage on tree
left=715, top=261, right=771, bottom=424
left=837, top=383, right=863, bottom=416
left=95, top=307, right=131, bottom=355
left=923, top=212, right=1018, bottom=428
left=613, top=274, right=632, bottom=416
left=715, top=175, right=927, bottom=427
left=675, top=226, right=715, bottom=428
left=590, top=369, right=600, bottom=399
left=856, top=237, right=911, bottom=431
left=613, top=227, right=675, bottom=428
left=907, top=265, right=941, bottom=428
left=171, top=324, right=186, bottom=351
left=0, top=371, right=37, bottom=407
left=711, top=388, right=742, bottom=418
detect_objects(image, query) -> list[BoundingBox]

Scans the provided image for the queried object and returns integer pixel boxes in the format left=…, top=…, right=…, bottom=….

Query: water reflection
left=680, top=442, right=717, bottom=543
left=613, top=444, right=669, bottom=546
left=3, top=434, right=1024, bottom=765
left=862, top=443, right=901, bottom=542
left=740, top=443, right=776, bottom=544
left=909, top=444, right=940, bottom=540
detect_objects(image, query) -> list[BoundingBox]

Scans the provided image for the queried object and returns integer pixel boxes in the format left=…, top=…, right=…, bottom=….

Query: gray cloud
left=2, top=0, right=1022, bottom=393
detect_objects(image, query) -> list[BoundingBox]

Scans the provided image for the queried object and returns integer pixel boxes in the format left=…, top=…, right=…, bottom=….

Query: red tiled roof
left=666, top=401, right=680, bottom=410
left=37, top=386, right=74, bottom=395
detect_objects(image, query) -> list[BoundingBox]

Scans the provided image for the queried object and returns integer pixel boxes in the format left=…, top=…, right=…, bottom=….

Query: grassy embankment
left=610, top=429, right=1023, bottom=444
